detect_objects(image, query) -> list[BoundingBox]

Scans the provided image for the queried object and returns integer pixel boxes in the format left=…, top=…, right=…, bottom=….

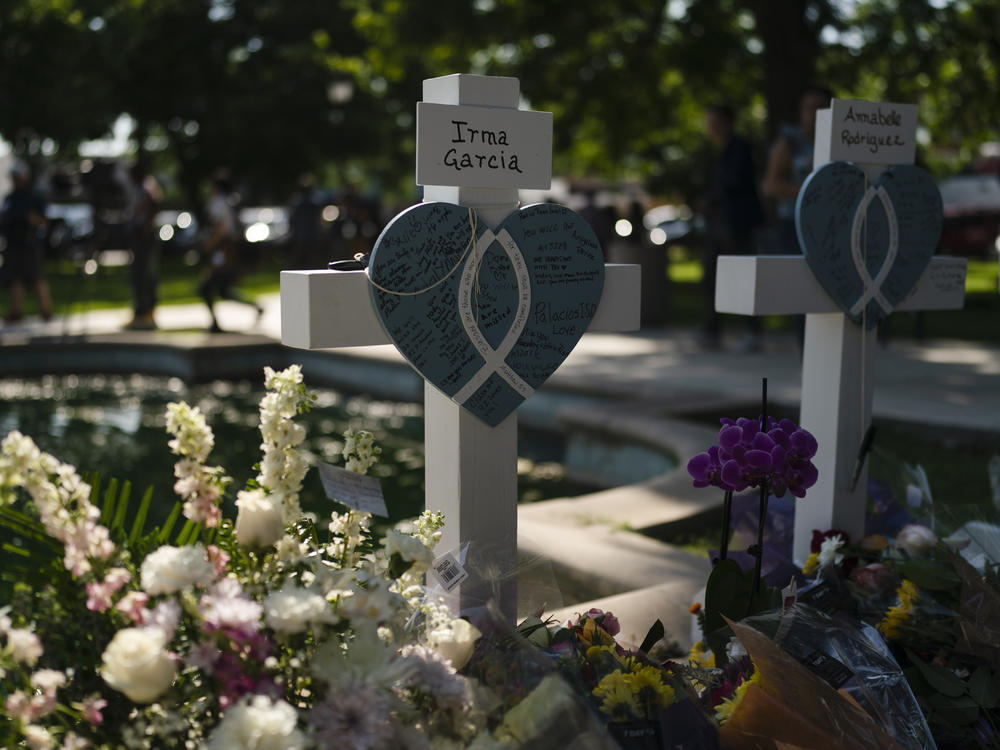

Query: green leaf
left=2, top=542, right=31, bottom=558
left=0, top=507, right=61, bottom=550
left=968, top=666, right=1000, bottom=709
left=896, top=558, right=962, bottom=591
left=928, top=692, right=980, bottom=726
left=111, top=480, right=132, bottom=531
left=102, top=478, right=118, bottom=526
left=128, top=487, right=154, bottom=546
left=174, top=519, right=197, bottom=546
left=157, top=503, right=182, bottom=544
left=905, top=648, right=966, bottom=697
left=904, top=665, right=934, bottom=696
left=704, top=559, right=747, bottom=665
left=639, top=619, right=665, bottom=655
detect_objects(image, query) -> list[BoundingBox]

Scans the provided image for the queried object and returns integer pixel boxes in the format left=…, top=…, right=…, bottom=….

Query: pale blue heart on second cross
left=367, top=202, right=604, bottom=427
left=795, top=161, right=942, bottom=329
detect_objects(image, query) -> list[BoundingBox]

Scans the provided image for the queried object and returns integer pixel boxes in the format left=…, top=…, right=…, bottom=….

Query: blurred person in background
left=288, top=173, right=324, bottom=269
left=762, top=84, right=833, bottom=253
left=124, top=162, right=163, bottom=330
left=0, top=160, right=52, bottom=324
left=198, top=170, right=262, bottom=333
left=700, top=103, right=764, bottom=350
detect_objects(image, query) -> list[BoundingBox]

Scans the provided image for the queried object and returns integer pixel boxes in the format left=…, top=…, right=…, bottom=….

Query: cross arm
left=715, top=255, right=967, bottom=316
left=280, top=263, right=641, bottom=350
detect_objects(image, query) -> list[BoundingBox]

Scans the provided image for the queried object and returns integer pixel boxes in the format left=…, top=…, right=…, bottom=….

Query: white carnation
left=234, top=488, right=285, bottom=548
left=817, top=535, right=846, bottom=567
left=206, top=694, right=305, bottom=750
left=263, top=585, right=336, bottom=634
left=140, top=544, right=215, bottom=595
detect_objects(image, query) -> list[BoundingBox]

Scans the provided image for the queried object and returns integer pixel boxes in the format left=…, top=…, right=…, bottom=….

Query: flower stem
left=747, top=376, right=769, bottom=612
left=719, top=489, right=733, bottom=561
left=749, top=481, right=769, bottom=609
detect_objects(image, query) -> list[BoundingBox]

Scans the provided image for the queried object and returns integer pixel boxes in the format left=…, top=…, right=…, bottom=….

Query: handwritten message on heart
left=795, top=162, right=942, bottom=328
left=367, top=202, right=604, bottom=427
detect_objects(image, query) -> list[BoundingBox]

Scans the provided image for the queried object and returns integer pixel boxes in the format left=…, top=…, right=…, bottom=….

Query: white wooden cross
left=280, top=74, right=640, bottom=618
left=715, top=99, right=968, bottom=563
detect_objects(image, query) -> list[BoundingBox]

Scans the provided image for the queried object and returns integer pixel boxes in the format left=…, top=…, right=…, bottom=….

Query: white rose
left=206, top=694, right=305, bottom=750
left=263, top=585, right=335, bottom=634
left=140, top=544, right=215, bottom=595
left=234, top=488, right=285, bottom=547
left=427, top=617, right=481, bottom=670
left=895, top=524, right=937, bottom=558
left=101, top=627, right=176, bottom=703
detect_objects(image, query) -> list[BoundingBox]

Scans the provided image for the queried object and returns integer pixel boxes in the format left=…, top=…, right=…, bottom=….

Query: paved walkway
left=3, top=294, right=999, bottom=648
left=5, top=293, right=999, bottom=434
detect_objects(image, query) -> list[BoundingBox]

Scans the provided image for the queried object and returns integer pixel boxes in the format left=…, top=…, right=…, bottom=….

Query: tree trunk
left=749, top=0, right=824, bottom=140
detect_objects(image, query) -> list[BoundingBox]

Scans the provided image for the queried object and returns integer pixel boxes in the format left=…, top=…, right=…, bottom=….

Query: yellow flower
left=586, top=644, right=628, bottom=674
left=878, top=579, right=919, bottom=639
left=624, top=665, right=676, bottom=716
left=802, top=551, right=820, bottom=576
left=714, top=669, right=762, bottom=725
left=592, top=670, right=640, bottom=720
left=689, top=640, right=715, bottom=668
left=578, top=617, right=616, bottom=649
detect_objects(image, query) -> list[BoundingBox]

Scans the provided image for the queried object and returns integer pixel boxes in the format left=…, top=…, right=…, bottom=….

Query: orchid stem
left=719, top=489, right=733, bottom=561
left=747, top=376, right=769, bottom=613
left=749, top=481, right=769, bottom=612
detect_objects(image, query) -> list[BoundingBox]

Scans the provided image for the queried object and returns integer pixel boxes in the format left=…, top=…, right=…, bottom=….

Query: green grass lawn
left=0, top=252, right=287, bottom=318
left=4, top=244, right=997, bottom=344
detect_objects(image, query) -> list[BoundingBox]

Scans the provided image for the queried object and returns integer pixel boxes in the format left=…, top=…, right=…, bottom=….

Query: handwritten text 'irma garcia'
left=442, top=120, right=524, bottom=173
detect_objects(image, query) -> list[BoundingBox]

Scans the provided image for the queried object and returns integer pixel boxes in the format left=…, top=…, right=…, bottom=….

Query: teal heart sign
left=795, top=162, right=942, bottom=328
left=367, top=202, right=604, bottom=427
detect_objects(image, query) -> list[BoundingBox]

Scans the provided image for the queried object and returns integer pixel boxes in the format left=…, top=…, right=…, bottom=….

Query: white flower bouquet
left=0, top=366, right=612, bottom=749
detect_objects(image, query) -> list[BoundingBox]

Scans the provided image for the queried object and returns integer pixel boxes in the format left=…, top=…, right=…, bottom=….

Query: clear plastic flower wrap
left=730, top=603, right=937, bottom=750
left=460, top=601, right=624, bottom=749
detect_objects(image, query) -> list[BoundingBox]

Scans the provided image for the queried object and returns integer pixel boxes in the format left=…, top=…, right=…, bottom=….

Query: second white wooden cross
left=716, top=99, right=967, bottom=563
left=280, top=74, right=641, bottom=619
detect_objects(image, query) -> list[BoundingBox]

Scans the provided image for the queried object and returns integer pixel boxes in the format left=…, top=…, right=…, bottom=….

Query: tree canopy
left=1, top=0, right=996, bottom=204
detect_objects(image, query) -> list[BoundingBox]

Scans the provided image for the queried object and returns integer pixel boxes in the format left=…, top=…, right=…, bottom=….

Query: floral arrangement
left=685, top=405, right=819, bottom=664
left=0, top=366, right=606, bottom=749
left=797, top=519, right=1000, bottom=748
left=682, top=397, right=1000, bottom=750
left=518, top=608, right=720, bottom=749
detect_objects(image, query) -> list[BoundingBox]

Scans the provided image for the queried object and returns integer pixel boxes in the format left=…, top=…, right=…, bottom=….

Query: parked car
left=938, top=174, right=1000, bottom=257
left=643, top=203, right=700, bottom=246
left=44, top=202, right=94, bottom=259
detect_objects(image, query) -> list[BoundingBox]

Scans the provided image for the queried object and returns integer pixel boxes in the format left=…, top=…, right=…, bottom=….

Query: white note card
left=318, top=461, right=389, bottom=517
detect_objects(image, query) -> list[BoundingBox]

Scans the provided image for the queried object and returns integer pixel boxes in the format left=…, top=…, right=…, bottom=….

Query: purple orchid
left=687, top=416, right=818, bottom=499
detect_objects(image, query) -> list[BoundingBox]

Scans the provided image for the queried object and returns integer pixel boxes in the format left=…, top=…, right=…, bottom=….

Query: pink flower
left=595, top=610, right=620, bottom=636
left=850, top=563, right=895, bottom=597
left=86, top=568, right=132, bottom=612
left=5, top=691, right=32, bottom=723
left=86, top=581, right=115, bottom=612
left=207, top=545, right=230, bottom=576
left=81, top=694, right=107, bottom=727
left=115, top=591, right=150, bottom=624
left=567, top=608, right=621, bottom=637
